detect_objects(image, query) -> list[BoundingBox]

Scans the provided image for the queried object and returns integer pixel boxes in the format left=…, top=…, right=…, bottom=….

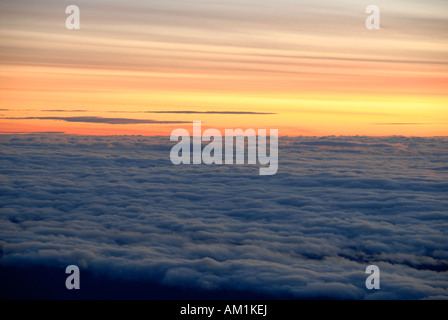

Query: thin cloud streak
left=0, top=131, right=65, bottom=134
left=371, top=123, right=429, bottom=126
left=3, top=117, right=190, bottom=125
left=146, top=111, right=276, bottom=115
left=41, top=110, right=89, bottom=113
left=106, top=110, right=276, bottom=115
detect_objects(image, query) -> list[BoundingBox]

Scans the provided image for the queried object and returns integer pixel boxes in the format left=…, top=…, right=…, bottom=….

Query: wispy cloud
left=370, top=123, right=428, bottom=126
left=105, top=110, right=276, bottom=115
left=0, top=131, right=65, bottom=134
left=41, top=110, right=89, bottom=113
left=145, top=111, right=276, bottom=115
left=3, top=117, right=189, bottom=125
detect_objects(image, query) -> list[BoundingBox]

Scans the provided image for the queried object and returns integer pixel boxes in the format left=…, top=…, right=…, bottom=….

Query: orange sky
left=0, top=0, right=447, bottom=136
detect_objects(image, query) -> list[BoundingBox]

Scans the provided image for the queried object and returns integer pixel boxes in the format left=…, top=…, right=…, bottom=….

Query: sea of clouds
left=0, top=134, right=447, bottom=299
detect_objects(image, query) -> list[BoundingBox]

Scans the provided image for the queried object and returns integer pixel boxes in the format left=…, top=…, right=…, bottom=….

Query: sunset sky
left=0, top=0, right=447, bottom=136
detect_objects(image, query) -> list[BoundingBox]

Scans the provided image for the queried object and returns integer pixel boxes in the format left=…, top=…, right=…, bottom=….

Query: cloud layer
left=145, top=111, right=276, bottom=115
left=0, top=135, right=447, bottom=299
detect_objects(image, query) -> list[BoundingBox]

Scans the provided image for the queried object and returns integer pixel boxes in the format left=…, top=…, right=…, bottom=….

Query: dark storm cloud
left=2, top=116, right=189, bottom=125
left=0, top=135, right=447, bottom=299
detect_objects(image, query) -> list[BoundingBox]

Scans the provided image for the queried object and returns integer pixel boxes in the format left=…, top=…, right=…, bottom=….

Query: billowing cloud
left=0, top=134, right=447, bottom=299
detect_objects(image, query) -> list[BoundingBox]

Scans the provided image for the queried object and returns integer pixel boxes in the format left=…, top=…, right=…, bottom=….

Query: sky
left=1, top=1, right=447, bottom=300
left=0, top=0, right=447, bottom=136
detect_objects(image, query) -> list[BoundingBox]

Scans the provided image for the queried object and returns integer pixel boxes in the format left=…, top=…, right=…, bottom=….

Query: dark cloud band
left=2, top=116, right=189, bottom=125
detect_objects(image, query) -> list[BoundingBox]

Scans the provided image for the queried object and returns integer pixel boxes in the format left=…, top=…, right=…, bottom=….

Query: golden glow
left=0, top=1, right=447, bottom=136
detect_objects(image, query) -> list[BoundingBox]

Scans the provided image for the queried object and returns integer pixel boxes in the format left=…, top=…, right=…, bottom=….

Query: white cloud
left=0, top=134, right=447, bottom=299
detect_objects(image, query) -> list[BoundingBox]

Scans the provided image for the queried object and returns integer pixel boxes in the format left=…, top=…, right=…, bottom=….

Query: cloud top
left=0, top=134, right=447, bottom=299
